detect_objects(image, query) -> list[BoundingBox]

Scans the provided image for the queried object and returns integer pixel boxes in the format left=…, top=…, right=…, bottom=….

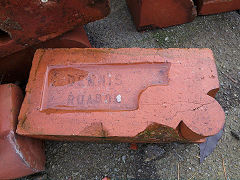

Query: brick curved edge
left=17, top=48, right=225, bottom=143
left=179, top=96, right=225, bottom=141
left=0, top=84, right=45, bottom=179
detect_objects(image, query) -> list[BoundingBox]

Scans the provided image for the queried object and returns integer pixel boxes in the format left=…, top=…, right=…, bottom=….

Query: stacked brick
left=0, top=0, right=229, bottom=178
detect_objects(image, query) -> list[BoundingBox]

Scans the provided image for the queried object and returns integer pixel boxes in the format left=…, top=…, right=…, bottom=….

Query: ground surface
left=20, top=0, right=240, bottom=179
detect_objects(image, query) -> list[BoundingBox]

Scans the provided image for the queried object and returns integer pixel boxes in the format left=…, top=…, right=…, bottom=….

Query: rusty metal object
left=0, top=0, right=109, bottom=58
left=196, top=0, right=240, bottom=15
left=17, top=48, right=225, bottom=143
left=0, top=84, right=45, bottom=179
left=0, top=26, right=91, bottom=84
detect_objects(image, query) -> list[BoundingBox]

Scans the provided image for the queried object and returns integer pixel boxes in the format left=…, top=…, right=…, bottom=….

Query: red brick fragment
left=126, top=0, right=197, bottom=31
left=130, top=143, right=138, bottom=150
left=0, top=84, right=45, bottom=179
left=0, top=0, right=109, bottom=58
left=17, top=48, right=225, bottom=143
left=196, top=0, right=240, bottom=15
left=0, top=26, right=91, bottom=84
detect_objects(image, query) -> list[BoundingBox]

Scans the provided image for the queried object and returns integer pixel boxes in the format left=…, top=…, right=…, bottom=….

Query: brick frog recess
left=0, top=84, right=45, bottom=179
left=0, top=0, right=109, bottom=58
left=17, top=48, right=225, bottom=143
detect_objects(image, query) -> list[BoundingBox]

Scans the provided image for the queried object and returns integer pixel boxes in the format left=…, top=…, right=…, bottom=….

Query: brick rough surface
left=17, top=48, right=225, bottom=143
left=0, top=26, right=91, bottom=84
left=0, top=0, right=109, bottom=58
left=126, top=0, right=196, bottom=31
left=0, top=84, right=45, bottom=179
left=196, top=0, right=240, bottom=15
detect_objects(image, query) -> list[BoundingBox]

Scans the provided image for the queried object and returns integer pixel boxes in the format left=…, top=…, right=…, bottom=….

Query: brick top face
left=17, top=48, right=225, bottom=142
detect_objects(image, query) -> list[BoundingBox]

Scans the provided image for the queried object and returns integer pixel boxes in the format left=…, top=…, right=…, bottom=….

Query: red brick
left=17, top=48, right=225, bottom=143
left=0, top=26, right=91, bottom=84
left=126, top=0, right=196, bottom=31
left=196, top=0, right=240, bottom=15
left=0, top=0, right=109, bottom=58
left=0, top=84, right=45, bottom=179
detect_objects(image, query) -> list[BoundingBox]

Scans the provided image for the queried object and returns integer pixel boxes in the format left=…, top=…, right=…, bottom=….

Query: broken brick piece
left=196, top=0, right=240, bottom=15
left=0, top=26, right=91, bottom=84
left=130, top=143, right=138, bottom=150
left=0, top=0, right=109, bottom=58
left=17, top=48, right=225, bottom=143
left=0, top=84, right=45, bottom=179
left=126, top=0, right=197, bottom=31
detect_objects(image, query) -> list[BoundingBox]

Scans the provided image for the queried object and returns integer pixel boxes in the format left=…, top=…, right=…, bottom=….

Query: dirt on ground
left=19, top=0, right=240, bottom=179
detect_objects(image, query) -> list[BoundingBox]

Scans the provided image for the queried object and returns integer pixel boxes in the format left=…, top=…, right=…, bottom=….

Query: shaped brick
left=0, top=84, right=45, bottom=179
left=126, top=0, right=197, bottom=31
left=0, top=0, right=109, bottom=58
left=17, top=48, right=225, bottom=143
left=196, top=0, right=240, bottom=15
left=0, top=26, right=91, bottom=84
